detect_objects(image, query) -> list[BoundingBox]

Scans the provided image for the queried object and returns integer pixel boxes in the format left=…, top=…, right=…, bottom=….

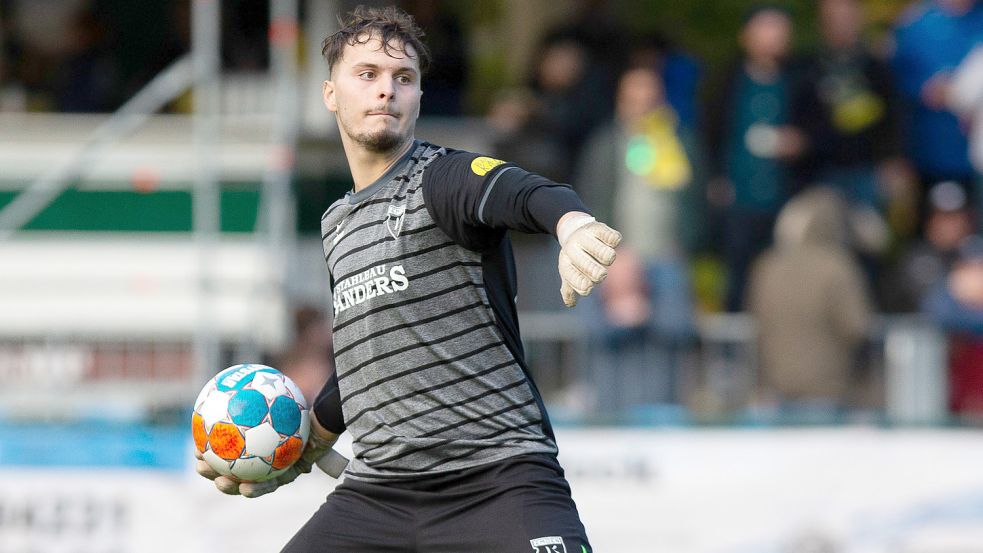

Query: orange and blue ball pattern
left=192, top=364, right=310, bottom=482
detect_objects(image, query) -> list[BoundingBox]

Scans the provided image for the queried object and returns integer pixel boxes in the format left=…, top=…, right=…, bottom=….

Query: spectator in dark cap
left=885, top=181, right=976, bottom=311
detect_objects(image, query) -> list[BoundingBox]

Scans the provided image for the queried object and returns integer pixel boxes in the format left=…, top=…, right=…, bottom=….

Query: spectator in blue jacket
left=893, top=0, right=983, bottom=222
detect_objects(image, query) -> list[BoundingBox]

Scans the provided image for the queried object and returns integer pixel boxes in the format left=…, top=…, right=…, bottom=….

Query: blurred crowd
left=0, top=0, right=265, bottom=112
left=3, top=0, right=983, bottom=423
left=487, top=0, right=983, bottom=422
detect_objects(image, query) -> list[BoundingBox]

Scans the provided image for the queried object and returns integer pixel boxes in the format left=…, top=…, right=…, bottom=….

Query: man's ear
left=322, top=80, right=337, bottom=112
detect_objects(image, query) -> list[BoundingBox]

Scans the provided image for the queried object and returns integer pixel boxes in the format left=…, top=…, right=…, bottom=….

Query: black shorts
left=281, top=453, right=591, bottom=553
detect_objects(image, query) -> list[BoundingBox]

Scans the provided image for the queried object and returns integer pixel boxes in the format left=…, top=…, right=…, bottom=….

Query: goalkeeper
left=196, top=5, right=620, bottom=552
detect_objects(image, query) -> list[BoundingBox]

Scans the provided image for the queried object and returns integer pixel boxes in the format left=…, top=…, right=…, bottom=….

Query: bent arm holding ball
left=195, top=410, right=347, bottom=498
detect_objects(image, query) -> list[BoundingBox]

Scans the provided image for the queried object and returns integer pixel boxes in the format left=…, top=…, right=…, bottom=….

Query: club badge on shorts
left=530, top=536, right=567, bottom=553
left=386, top=204, right=406, bottom=239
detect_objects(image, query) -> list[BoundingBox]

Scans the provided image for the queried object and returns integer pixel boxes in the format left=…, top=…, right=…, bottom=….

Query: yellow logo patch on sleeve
left=470, top=156, right=506, bottom=176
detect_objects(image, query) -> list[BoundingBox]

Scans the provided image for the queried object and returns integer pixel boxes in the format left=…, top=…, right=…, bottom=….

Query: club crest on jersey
left=332, top=221, right=347, bottom=245
left=386, top=204, right=406, bottom=239
left=530, top=536, right=567, bottom=553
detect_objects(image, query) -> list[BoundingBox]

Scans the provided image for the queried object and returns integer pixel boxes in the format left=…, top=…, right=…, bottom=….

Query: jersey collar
left=346, top=140, right=420, bottom=205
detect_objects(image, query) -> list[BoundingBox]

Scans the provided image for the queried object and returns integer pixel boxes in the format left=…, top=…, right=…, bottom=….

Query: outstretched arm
left=422, top=151, right=621, bottom=305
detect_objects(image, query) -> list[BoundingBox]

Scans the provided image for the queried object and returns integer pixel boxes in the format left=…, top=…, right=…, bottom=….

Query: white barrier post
left=885, top=319, right=949, bottom=425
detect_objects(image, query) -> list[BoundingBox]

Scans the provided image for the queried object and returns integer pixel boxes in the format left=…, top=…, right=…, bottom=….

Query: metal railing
left=520, top=311, right=950, bottom=426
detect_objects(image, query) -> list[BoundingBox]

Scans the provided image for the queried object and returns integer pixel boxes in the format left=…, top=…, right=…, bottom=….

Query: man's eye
left=359, top=71, right=374, bottom=79
left=397, top=75, right=412, bottom=84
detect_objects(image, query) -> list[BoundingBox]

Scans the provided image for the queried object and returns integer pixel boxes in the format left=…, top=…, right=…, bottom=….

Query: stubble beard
left=340, top=113, right=407, bottom=155
left=353, top=128, right=404, bottom=154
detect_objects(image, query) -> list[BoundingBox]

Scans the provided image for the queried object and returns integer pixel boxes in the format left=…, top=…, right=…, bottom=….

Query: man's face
left=927, top=210, right=973, bottom=251
left=820, top=0, right=863, bottom=50
left=740, top=10, right=793, bottom=63
left=615, top=68, right=664, bottom=125
left=323, top=33, right=422, bottom=154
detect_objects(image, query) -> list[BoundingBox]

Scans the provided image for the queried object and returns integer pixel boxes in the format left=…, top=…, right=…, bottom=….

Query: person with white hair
left=948, top=43, right=983, bottom=223
left=746, top=187, right=873, bottom=420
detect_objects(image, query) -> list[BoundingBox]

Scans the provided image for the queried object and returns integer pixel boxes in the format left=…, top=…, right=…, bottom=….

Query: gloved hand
left=556, top=213, right=622, bottom=307
left=195, top=411, right=349, bottom=498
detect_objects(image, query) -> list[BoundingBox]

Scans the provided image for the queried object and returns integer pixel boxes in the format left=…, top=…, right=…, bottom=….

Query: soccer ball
left=192, top=364, right=310, bottom=482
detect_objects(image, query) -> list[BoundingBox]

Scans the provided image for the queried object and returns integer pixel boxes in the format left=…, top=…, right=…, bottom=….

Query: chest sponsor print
left=332, top=264, right=409, bottom=316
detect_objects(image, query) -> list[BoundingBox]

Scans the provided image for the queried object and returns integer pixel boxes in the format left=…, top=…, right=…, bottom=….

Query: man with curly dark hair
left=197, top=6, right=619, bottom=552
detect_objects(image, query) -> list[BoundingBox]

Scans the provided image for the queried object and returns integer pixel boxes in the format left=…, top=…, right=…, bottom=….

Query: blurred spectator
left=2, top=0, right=85, bottom=111
left=53, top=6, right=117, bottom=112
left=629, top=33, right=703, bottom=129
left=706, top=5, right=806, bottom=311
left=120, top=0, right=189, bottom=111
left=747, top=188, right=873, bottom=417
left=885, top=181, right=976, bottom=311
left=403, top=0, right=467, bottom=116
left=221, top=0, right=268, bottom=71
left=892, top=0, right=983, bottom=223
left=0, top=0, right=28, bottom=111
left=794, top=0, right=908, bottom=212
left=532, top=32, right=613, bottom=181
left=0, top=0, right=192, bottom=112
left=486, top=88, right=567, bottom=179
left=489, top=32, right=612, bottom=183
left=576, top=66, right=704, bottom=257
left=793, top=0, right=910, bottom=289
left=545, top=0, right=626, bottom=100
left=575, top=66, right=702, bottom=412
left=922, top=236, right=983, bottom=417
left=277, top=306, right=334, bottom=405
left=948, top=44, right=983, bottom=178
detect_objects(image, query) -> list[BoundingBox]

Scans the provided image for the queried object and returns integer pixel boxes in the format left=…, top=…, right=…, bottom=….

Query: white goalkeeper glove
left=557, top=213, right=622, bottom=307
left=195, top=411, right=350, bottom=498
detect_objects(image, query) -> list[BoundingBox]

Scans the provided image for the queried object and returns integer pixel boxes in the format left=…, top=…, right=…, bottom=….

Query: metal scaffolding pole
left=303, top=0, right=340, bottom=137
left=192, top=0, right=222, bottom=387
left=0, top=6, right=4, bottom=95
left=235, top=0, right=300, bottom=362
left=251, top=0, right=301, bottom=358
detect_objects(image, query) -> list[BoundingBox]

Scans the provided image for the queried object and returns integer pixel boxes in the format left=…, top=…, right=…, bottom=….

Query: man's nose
left=376, top=77, right=395, bottom=100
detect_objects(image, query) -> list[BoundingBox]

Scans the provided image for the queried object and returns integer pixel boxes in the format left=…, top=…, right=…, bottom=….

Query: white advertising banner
left=1, top=428, right=982, bottom=553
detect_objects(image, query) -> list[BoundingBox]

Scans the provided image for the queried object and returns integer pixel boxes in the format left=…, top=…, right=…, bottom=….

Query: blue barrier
left=0, top=422, right=187, bottom=470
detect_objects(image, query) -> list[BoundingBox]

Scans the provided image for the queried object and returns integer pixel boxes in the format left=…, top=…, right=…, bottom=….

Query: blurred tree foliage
left=609, top=0, right=909, bottom=111
left=613, top=0, right=906, bottom=67
left=615, top=0, right=819, bottom=69
left=452, top=0, right=911, bottom=114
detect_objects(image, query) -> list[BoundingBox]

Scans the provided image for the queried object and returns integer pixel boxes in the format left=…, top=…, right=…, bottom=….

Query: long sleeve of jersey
left=421, top=151, right=590, bottom=251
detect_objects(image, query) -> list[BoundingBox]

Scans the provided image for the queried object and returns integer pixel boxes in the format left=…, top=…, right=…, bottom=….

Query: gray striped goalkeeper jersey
left=320, top=141, right=558, bottom=481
